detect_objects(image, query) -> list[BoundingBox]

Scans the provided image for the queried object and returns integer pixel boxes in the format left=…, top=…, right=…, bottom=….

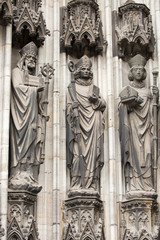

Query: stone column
left=52, top=1, right=61, bottom=239
left=104, top=1, right=118, bottom=239
left=0, top=23, right=12, bottom=240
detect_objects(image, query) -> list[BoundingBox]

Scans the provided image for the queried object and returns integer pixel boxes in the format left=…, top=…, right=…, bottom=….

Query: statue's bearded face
left=25, top=54, right=37, bottom=69
left=132, top=67, right=144, bottom=81
left=79, top=65, right=91, bottom=79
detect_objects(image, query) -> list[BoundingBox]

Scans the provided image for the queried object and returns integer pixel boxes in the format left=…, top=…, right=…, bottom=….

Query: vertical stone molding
left=0, top=0, right=13, bottom=25
left=63, top=196, right=105, bottom=240
left=8, top=191, right=39, bottom=239
left=60, top=0, right=106, bottom=58
left=12, top=0, right=50, bottom=48
left=120, top=199, right=159, bottom=240
left=113, top=0, right=155, bottom=61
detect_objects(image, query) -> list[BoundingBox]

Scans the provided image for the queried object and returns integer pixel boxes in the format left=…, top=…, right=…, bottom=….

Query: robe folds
left=119, top=85, right=154, bottom=192
left=10, top=67, right=42, bottom=177
left=67, top=82, right=106, bottom=190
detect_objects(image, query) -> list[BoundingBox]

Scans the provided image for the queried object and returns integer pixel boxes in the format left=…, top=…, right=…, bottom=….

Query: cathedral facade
left=0, top=0, right=160, bottom=240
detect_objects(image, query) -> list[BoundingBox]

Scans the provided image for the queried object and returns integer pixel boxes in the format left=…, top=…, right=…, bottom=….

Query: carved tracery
left=114, top=0, right=155, bottom=61
left=12, top=0, right=50, bottom=47
left=0, top=0, right=13, bottom=25
left=61, top=0, right=105, bottom=58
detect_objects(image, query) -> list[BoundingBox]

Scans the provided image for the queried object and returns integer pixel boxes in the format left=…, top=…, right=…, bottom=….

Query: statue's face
left=25, top=54, right=37, bottom=69
left=132, top=67, right=144, bottom=81
left=79, top=65, right=91, bottom=79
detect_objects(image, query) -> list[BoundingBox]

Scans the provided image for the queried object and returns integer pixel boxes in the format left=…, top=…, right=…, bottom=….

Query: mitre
left=20, top=42, right=38, bottom=57
left=75, top=55, right=92, bottom=69
left=128, top=54, right=147, bottom=68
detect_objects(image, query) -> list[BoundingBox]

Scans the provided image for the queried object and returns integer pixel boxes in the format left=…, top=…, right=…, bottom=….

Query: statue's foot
left=8, top=171, right=42, bottom=194
left=68, top=188, right=100, bottom=198
left=126, top=190, right=157, bottom=200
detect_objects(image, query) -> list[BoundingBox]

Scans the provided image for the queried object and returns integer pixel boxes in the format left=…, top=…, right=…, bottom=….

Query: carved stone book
left=119, top=85, right=143, bottom=106
left=24, top=74, right=43, bottom=87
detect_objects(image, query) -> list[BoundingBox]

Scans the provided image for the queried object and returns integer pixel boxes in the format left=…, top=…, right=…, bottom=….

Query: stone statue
left=66, top=55, right=106, bottom=196
left=119, top=54, right=158, bottom=197
left=9, top=42, right=49, bottom=193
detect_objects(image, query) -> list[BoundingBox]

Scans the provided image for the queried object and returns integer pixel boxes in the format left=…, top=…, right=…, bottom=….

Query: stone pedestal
left=63, top=196, right=105, bottom=240
left=119, top=198, right=159, bottom=240
left=7, top=190, right=39, bottom=240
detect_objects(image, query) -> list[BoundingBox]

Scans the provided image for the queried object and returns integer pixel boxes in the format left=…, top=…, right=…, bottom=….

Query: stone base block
left=8, top=190, right=39, bottom=240
left=63, top=196, right=105, bottom=240
left=119, top=198, right=159, bottom=240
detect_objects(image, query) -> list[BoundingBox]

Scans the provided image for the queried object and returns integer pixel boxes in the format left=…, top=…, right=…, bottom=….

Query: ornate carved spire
left=12, top=0, right=50, bottom=48
left=113, top=0, right=155, bottom=61
left=0, top=0, right=13, bottom=25
left=61, top=0, right=106, bottom=58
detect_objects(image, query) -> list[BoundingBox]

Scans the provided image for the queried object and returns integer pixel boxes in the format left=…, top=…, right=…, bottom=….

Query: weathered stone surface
left=8, top=190, right=39, bottom=240
left=9, top=42, right=53, bottom=194
left=66, top=55, right=106, bottom=196
left=113, top=0, right=155, bottom=61
left=119, top=198, right=159, bottom=240
left=0, top=217, right=5, bottom=238
left=61, top=0, right=106, bottom=58
left=0, top=0, right=12, bottom=25
left=12, top=0, right=50, bottom=48
left=119, top=54, right=158, bottom=196
left=63, top=196, right=105, bottom=240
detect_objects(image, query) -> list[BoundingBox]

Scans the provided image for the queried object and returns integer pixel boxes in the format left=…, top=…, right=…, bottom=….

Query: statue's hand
left=37, top=86, right=44, bottom=92
left=134, top=96, right=144, bottom=105
left=42, top=114, right=50, bottom=121
left=97, top=160, right=104, bottom=169
left=88, top=94, right=98, bottom=103
left=72, top=102, right=79, bottom=109
left=123, top=95, right=143, bottom=109
left=152, top=86, right=159, bottom=96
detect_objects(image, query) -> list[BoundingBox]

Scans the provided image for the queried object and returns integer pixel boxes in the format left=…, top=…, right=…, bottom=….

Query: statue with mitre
left=119, top=54, right=158, bottom=197
left=9, top=42, right=51, bottom=193
left=66, top=55, right=106, bottom=196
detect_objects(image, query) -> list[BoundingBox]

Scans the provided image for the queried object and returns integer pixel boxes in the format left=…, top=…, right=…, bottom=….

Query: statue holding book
left=66, top=55, right=106, bottom=196
left=119, top=54, right=158, bottom=197
left=9, top=42, right=52, bottom=193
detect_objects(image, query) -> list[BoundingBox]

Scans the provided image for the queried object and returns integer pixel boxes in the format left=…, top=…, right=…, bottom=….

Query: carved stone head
left=74, top=55, right=93, bottom=80
left=128, top=54, right=147, bottom=81
left=17, top=42, right=38, bottom=73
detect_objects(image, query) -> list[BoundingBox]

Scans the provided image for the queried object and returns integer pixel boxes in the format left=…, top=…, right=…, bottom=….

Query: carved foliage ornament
left=0, top=0, right=13, bottom=25
left=12, top=0, right=50, bottom=47
left=120, top=199, right=159, bottom=240
left=63, top=197, right=105, bottom=240
left=114, top=0, right=155, bottom=61
left=61, top=0, right=105, bottom=58
left=8, top=192, right=39, bottom=240
left=7, top=217, right=39, bottom=240
left=123, top=229, right=153, bottom=240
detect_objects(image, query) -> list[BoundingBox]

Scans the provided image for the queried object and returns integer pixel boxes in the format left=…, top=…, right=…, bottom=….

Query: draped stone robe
left=67, top=81, right=106, bottom=191
left=10, top=67, right=42, bottom=178
left=119, top=84, right=154, bottom=192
